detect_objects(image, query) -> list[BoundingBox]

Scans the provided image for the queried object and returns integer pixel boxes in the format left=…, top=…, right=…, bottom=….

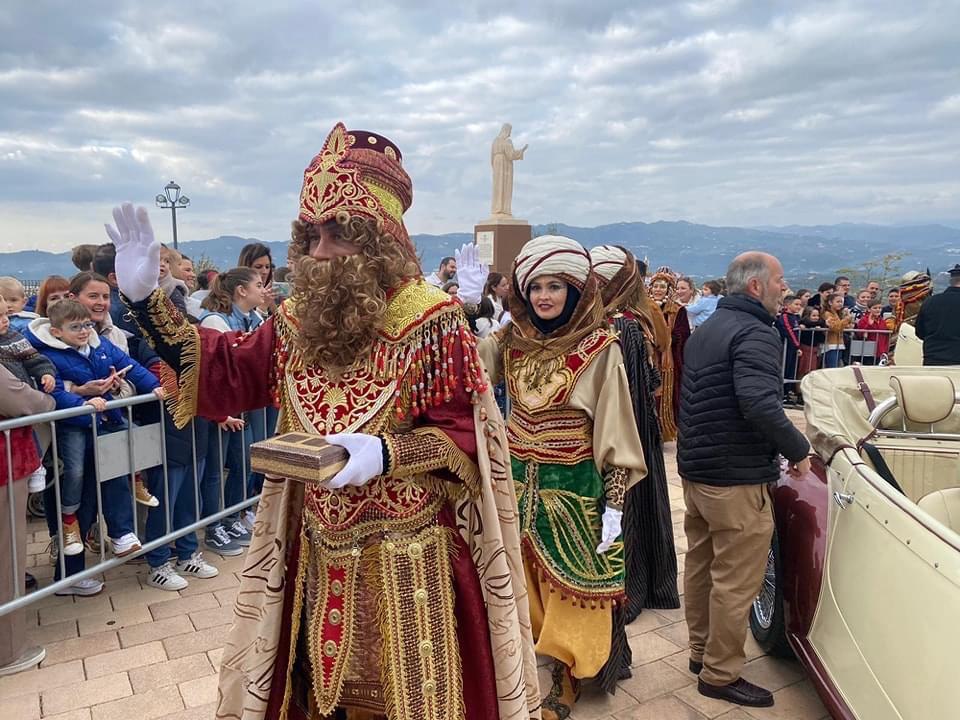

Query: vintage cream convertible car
left=750, top=366, right=960, bottom=720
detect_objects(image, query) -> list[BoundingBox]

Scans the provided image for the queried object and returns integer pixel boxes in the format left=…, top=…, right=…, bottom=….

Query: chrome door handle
left=833, top=492, right=855, bottom=508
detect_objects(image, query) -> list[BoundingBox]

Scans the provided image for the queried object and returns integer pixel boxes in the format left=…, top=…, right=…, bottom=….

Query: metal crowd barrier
left=781, top=326, right=894, bottom=403
left=1, top=393, right=274, bottom=618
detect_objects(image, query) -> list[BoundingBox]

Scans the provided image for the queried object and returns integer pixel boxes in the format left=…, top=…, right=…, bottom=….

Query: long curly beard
left=292, top=253, right=387, bottom=374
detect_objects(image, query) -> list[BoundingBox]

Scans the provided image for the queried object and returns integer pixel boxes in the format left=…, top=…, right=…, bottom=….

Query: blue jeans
left=55, top=424, right=135, bottom=539
left=823, top=348, right=844, bottom=368
left=246, top=406, right=277, bottom=498
left=144, top=462, right=202, bottom=568
left=202, top=423, right=248, bottom=529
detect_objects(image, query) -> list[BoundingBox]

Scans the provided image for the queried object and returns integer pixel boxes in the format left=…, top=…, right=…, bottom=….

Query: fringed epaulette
left=274, top=281, right=488, bottom=422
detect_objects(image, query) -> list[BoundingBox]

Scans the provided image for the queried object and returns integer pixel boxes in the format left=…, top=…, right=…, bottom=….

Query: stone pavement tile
left=41, top=629, right=120, bottom=667
left=212, top=554, right=248, bottom=575
left=617, top=659, right=694, bottom=704
left=90, top=685, right=184, bottom=720
left=207, top=647, right=223, bottom=671
left=674, top=684, right=744, bottom=719
left=569, top=685, right=639, bottom=719
left=675, top=537, right=689, bottom=553
left=179, top=673, right=220, bottom=707
left=84, top=639, right=168, bottom=679
left=39, top=595, right=113, bottom=625
left=0, top=658, right=84, bottom=699
left=214, top=586, right=238, bottom=607
left=663, top=650, right=695, bottom=677
left=651, top=598, right=686, bottom=624
left=44, top=710, right=92, bottom=720
left=27, top=539, right=51, bottom=555
left=0, top=691, right=40, bottom=720
left=163, top=624, right=230, bottom=659
left=625, top=610, right=672, bottom=637
left=102, top=562, right=144, bottom=580
left=628, top=630, right=683, bottom=666
left=742, top=681, right=827, bottom=720
left=119, top=614, right=194, bottom=647
left=129, top=653, right=215, bottom=694
left=77, top=605, right=153, bottom=636
left=110, top=586, right=177, bottom=610
left=156, top=701, right=218, bottom=720
left=715, top=711, right=753, bottom=720
left=740, top=656, right=804, bottom=693
left=178, top=571, right=238, bottom=597
left=742, top=633, right=766, bottom=663
left=189, top=603, right=235, bottom=630
left=613, top=695, right=708, bottom=720
left=655, top=621, right=689, bottom=648
left=30, top=564, right=55, bottom=581
left=677, top=573, right=685, bottom=597
left=31, top=590, right=76, bottom=609
left=41, top=672, right=133, bottom=716
left=26, top=617, right=78, bottom=645
left=98, top=574, right=143, bottom=596
left=150, top=592, right=218, bottom=620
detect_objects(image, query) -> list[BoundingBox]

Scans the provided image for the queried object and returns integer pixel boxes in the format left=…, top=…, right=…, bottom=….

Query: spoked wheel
left=27, top=491, right=45, bottom=519
left=749, top=529, right=793, bottom=658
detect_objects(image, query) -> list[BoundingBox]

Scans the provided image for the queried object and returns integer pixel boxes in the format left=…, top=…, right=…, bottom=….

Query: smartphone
left=273, top=282, right=291, bottom=300
left=115, top=365, right=133, bottom=377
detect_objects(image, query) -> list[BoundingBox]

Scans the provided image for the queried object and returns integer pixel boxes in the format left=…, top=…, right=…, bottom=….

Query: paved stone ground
left=5, top=417, right=827, bottom=720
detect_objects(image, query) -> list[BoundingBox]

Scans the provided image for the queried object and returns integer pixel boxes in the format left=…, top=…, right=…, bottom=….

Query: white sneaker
left=0, top=646, right=45, bottom=677
left=147, top=562, right=188, bottom=591
left=27, top=466, right=46, bottom=493
left=55, top=577, right=104, bottom=596
left=176, top=552, right=219, bottom=579
left=243, top=508, right=256, bottom=529
left=111, top=532, right=142, bottom=557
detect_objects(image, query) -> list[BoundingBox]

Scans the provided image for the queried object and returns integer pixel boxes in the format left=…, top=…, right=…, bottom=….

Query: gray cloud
left=0, top=0, right=957, bottom=253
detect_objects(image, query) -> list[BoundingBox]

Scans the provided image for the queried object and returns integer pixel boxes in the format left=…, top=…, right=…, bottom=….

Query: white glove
left=104, top=203, right=160, bottom=302
left=596, top=507, right=623, bottom=554
left=454, top=242, right=487, bottom=304
left=324, top=433, right=384, bottom=490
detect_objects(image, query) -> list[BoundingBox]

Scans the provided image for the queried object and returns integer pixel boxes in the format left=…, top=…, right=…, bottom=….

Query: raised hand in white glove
left=454, top=242, right=487, bottom=304
left=595, top=507, right=623, bottom=554
left=104, top=203, right=160, bottom=302
left=324, top=433, right=384, bottom=490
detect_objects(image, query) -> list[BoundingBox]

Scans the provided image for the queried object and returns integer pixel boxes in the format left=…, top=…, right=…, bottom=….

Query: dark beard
left=292, top=253, right=388, bottom=374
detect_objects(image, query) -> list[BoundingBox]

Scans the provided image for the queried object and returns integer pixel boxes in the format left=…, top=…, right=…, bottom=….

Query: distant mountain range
left=5, top=221, right=957, bottom=287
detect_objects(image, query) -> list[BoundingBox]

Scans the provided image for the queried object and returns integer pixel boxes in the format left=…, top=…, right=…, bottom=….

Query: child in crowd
left=0, top=277, right=39, bottom=333
left=472, top=296, right=501, bottom=339
left=28, top=300, right=164, bottom=557
left=0, top=296, right=56, bottom=492
left=851, top=288, right=873, bottom=323
left=855, top=299, right=891, bottom=365
left=442, top=280, right=460, bottom=297
left=684, top=279, right=722, bottom=329
left=822, top=293, right=854, bottom=368
left=776, top=295, right=804, bottom=399
left=159, top=246, right=189, bottom=316
left=797, top=306, right=826, bottom=382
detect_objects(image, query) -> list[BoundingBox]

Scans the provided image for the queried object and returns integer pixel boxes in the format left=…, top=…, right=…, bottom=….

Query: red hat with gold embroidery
left=298, top=123, right=414, bottom=251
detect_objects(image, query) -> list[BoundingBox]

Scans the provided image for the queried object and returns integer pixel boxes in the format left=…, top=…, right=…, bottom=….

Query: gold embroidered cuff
left=604, top=466, right=628, bottom=510
left=381, top=427, right=481, bottom=497
left=122, top=288, right=200, bottom=429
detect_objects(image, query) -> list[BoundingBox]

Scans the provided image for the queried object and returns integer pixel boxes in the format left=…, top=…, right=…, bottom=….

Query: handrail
left=868, top=391, right=960, bottom=437
left=0, top=392, right=160, bottom=432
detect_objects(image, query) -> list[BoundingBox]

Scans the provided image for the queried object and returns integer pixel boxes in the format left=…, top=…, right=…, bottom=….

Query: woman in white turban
left=458, top=236, right=647, bottom=720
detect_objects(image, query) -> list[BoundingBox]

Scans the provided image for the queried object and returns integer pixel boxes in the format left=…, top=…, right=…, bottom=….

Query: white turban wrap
left=589, top=245, right=627, bottom=282
left=514, top=235, right=591, bottom=296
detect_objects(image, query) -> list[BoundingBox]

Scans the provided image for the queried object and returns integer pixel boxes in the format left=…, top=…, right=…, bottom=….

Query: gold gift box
left=250, top=432, right=349, bottom=484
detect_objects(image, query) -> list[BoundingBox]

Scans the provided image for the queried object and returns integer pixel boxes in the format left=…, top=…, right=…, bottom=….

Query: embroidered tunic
left=123, top=281, right=540, bottom=720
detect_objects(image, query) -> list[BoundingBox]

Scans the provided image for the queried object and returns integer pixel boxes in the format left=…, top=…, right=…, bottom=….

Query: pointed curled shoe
left=697, top=677, right=774, bottom=707
left=541, top=661, right=582, bottom=720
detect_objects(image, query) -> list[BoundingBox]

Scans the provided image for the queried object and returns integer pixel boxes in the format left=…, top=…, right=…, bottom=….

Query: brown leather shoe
left=698, top=677, right=774, bottom=707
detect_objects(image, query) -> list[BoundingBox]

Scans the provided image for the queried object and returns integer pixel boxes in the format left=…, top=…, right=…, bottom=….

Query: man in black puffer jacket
left=677, top=252, right=810, bottom=710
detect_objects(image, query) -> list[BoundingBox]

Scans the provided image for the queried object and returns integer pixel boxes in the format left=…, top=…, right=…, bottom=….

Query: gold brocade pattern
left=378, top=526, right=463, bottom=720
left=507, top=408, right=593, bottom=466
left=382, top=427, right=482, bottom=497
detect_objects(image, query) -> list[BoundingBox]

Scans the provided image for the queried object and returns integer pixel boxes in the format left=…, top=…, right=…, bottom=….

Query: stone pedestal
left=474, top=217, right=533, bottom=277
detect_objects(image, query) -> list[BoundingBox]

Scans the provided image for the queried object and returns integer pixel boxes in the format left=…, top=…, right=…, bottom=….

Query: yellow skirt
left=524, top=562, right=612, bottom=679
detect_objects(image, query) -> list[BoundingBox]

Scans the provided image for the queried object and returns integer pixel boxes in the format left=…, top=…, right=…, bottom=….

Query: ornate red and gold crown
left=298, top=123, right=413, bottom=250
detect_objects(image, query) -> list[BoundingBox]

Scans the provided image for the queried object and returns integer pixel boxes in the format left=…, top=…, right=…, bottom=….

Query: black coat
left=677, top=294, right=810, bottom=486
left=916, top=287, right=960, bottom=366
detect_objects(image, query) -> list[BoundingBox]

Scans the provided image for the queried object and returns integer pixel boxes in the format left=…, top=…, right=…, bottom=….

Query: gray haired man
left=677, top=252, right=810, bottom=708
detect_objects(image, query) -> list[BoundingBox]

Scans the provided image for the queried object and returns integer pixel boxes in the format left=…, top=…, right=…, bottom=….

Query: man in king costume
left=106, top=123, right=540, bottom=720
left=589, top=246, right=679, bottom=620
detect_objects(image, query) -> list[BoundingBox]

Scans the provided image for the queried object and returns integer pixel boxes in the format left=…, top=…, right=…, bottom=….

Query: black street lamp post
left=155, top=180, right=190, bottom=249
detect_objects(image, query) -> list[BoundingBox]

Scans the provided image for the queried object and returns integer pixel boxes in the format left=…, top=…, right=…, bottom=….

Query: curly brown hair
left=289, top=213, right=420, bottom=373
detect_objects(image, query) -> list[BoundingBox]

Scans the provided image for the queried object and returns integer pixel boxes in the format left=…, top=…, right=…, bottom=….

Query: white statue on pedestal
left=490, top=124, right=528, bottom=218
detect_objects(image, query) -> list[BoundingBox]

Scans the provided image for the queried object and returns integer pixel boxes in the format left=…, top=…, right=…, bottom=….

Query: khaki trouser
left=682, top=480, right=773, bottom=686
left=0, top=478, right=28, bottom=668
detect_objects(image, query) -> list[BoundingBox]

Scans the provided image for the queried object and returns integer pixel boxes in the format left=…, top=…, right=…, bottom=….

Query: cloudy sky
left=1, top=0, right=958, bottom=253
